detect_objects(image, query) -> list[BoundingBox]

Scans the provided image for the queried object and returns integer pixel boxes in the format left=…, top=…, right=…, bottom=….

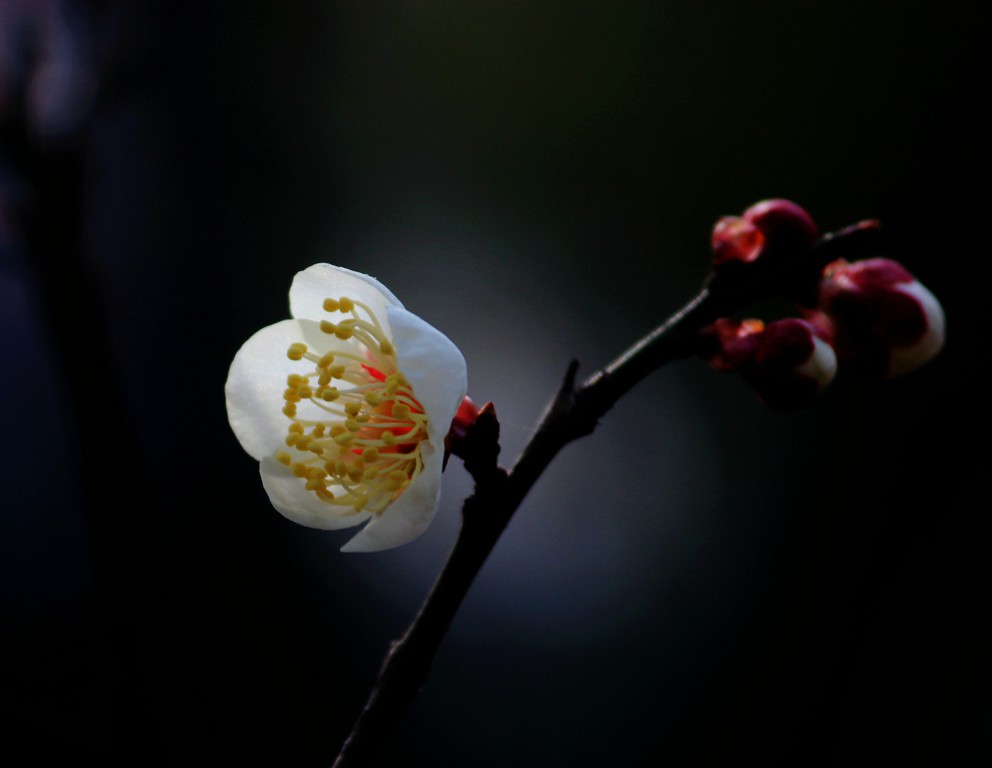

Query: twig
left=331, top=221, right=882, bottom=766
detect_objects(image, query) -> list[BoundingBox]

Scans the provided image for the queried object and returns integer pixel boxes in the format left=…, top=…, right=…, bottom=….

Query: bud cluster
left=700, top=199, right=945, bottom=408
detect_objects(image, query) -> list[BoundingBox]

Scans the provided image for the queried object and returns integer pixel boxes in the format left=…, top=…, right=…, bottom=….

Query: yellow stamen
left=272, top=294, right=431, bottom=517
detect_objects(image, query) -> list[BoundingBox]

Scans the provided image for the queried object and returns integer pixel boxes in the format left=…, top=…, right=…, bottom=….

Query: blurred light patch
left=288, top=213, right=723, bottom=655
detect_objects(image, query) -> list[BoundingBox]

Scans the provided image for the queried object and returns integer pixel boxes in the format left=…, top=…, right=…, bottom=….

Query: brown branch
left=331, top=220, right=882, bottom=766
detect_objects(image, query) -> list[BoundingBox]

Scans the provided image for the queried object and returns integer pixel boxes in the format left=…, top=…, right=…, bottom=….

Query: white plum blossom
left=226, top=264, right=467, bottom=552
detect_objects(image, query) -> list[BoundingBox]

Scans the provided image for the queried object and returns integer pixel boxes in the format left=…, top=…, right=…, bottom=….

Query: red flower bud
left=697, top=317, right=765, bottom=369
left=711, top=199, right=818, bottom=271
left=447, top=395, right=481, bottom=441
left=700, top=317, right=836, bottom=408
left=443, top=395, right=482, bottom=467
left=807, top=258, right=945, bottom=379
left=711, top=216, right=765, bottom=267
left=742, top=198, right=819, bottom=254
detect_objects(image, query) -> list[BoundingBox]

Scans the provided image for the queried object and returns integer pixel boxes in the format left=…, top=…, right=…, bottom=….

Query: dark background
left=1, top=1, right=988, bottom=766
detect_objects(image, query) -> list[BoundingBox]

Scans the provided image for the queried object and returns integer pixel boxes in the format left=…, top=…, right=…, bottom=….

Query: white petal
left=388, top=306, right=468, bottom=446
left=226, top=318, right=353, bottom=460
left=888, top=281, right=946, bottom=377
left=798, top=336, right=838, bottom=393
left=340, top=308, right=466, bottom=552
left=260, top=456, right=372, bottom=530
left=227, top=319, right=302, bottom=460
left=340, top=441, right=444, bottom=552
left=289, top=264, right=403, bottom=324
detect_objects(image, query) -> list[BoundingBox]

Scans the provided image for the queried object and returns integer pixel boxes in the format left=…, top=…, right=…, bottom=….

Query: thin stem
left=332, top=222, right=883, bottom=766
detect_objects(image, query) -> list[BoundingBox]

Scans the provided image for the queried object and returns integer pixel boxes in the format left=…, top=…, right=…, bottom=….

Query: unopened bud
left=742, top=198, right=819, bottom=255
left=443, top=397, right=501, bottom=474
left=700, top=317, right=836, bottom=408
left=807, top=258, right=945, bottom=379
left=711, top=216, right=765, bottom=267
left=697, top=317, right=765, bottom=370
left=445, top=396, right=481, bottom=449
left=711, top=198, right=818, bottom=272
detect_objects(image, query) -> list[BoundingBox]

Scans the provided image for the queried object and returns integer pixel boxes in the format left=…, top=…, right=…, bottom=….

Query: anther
left=385, top=470, right=409, bottom=491
left=277, top=295, right=432, bottom=515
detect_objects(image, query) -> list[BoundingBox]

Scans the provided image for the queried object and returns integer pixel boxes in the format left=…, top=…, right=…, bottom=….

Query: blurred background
left=1, top=1, right=988, bottom=765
